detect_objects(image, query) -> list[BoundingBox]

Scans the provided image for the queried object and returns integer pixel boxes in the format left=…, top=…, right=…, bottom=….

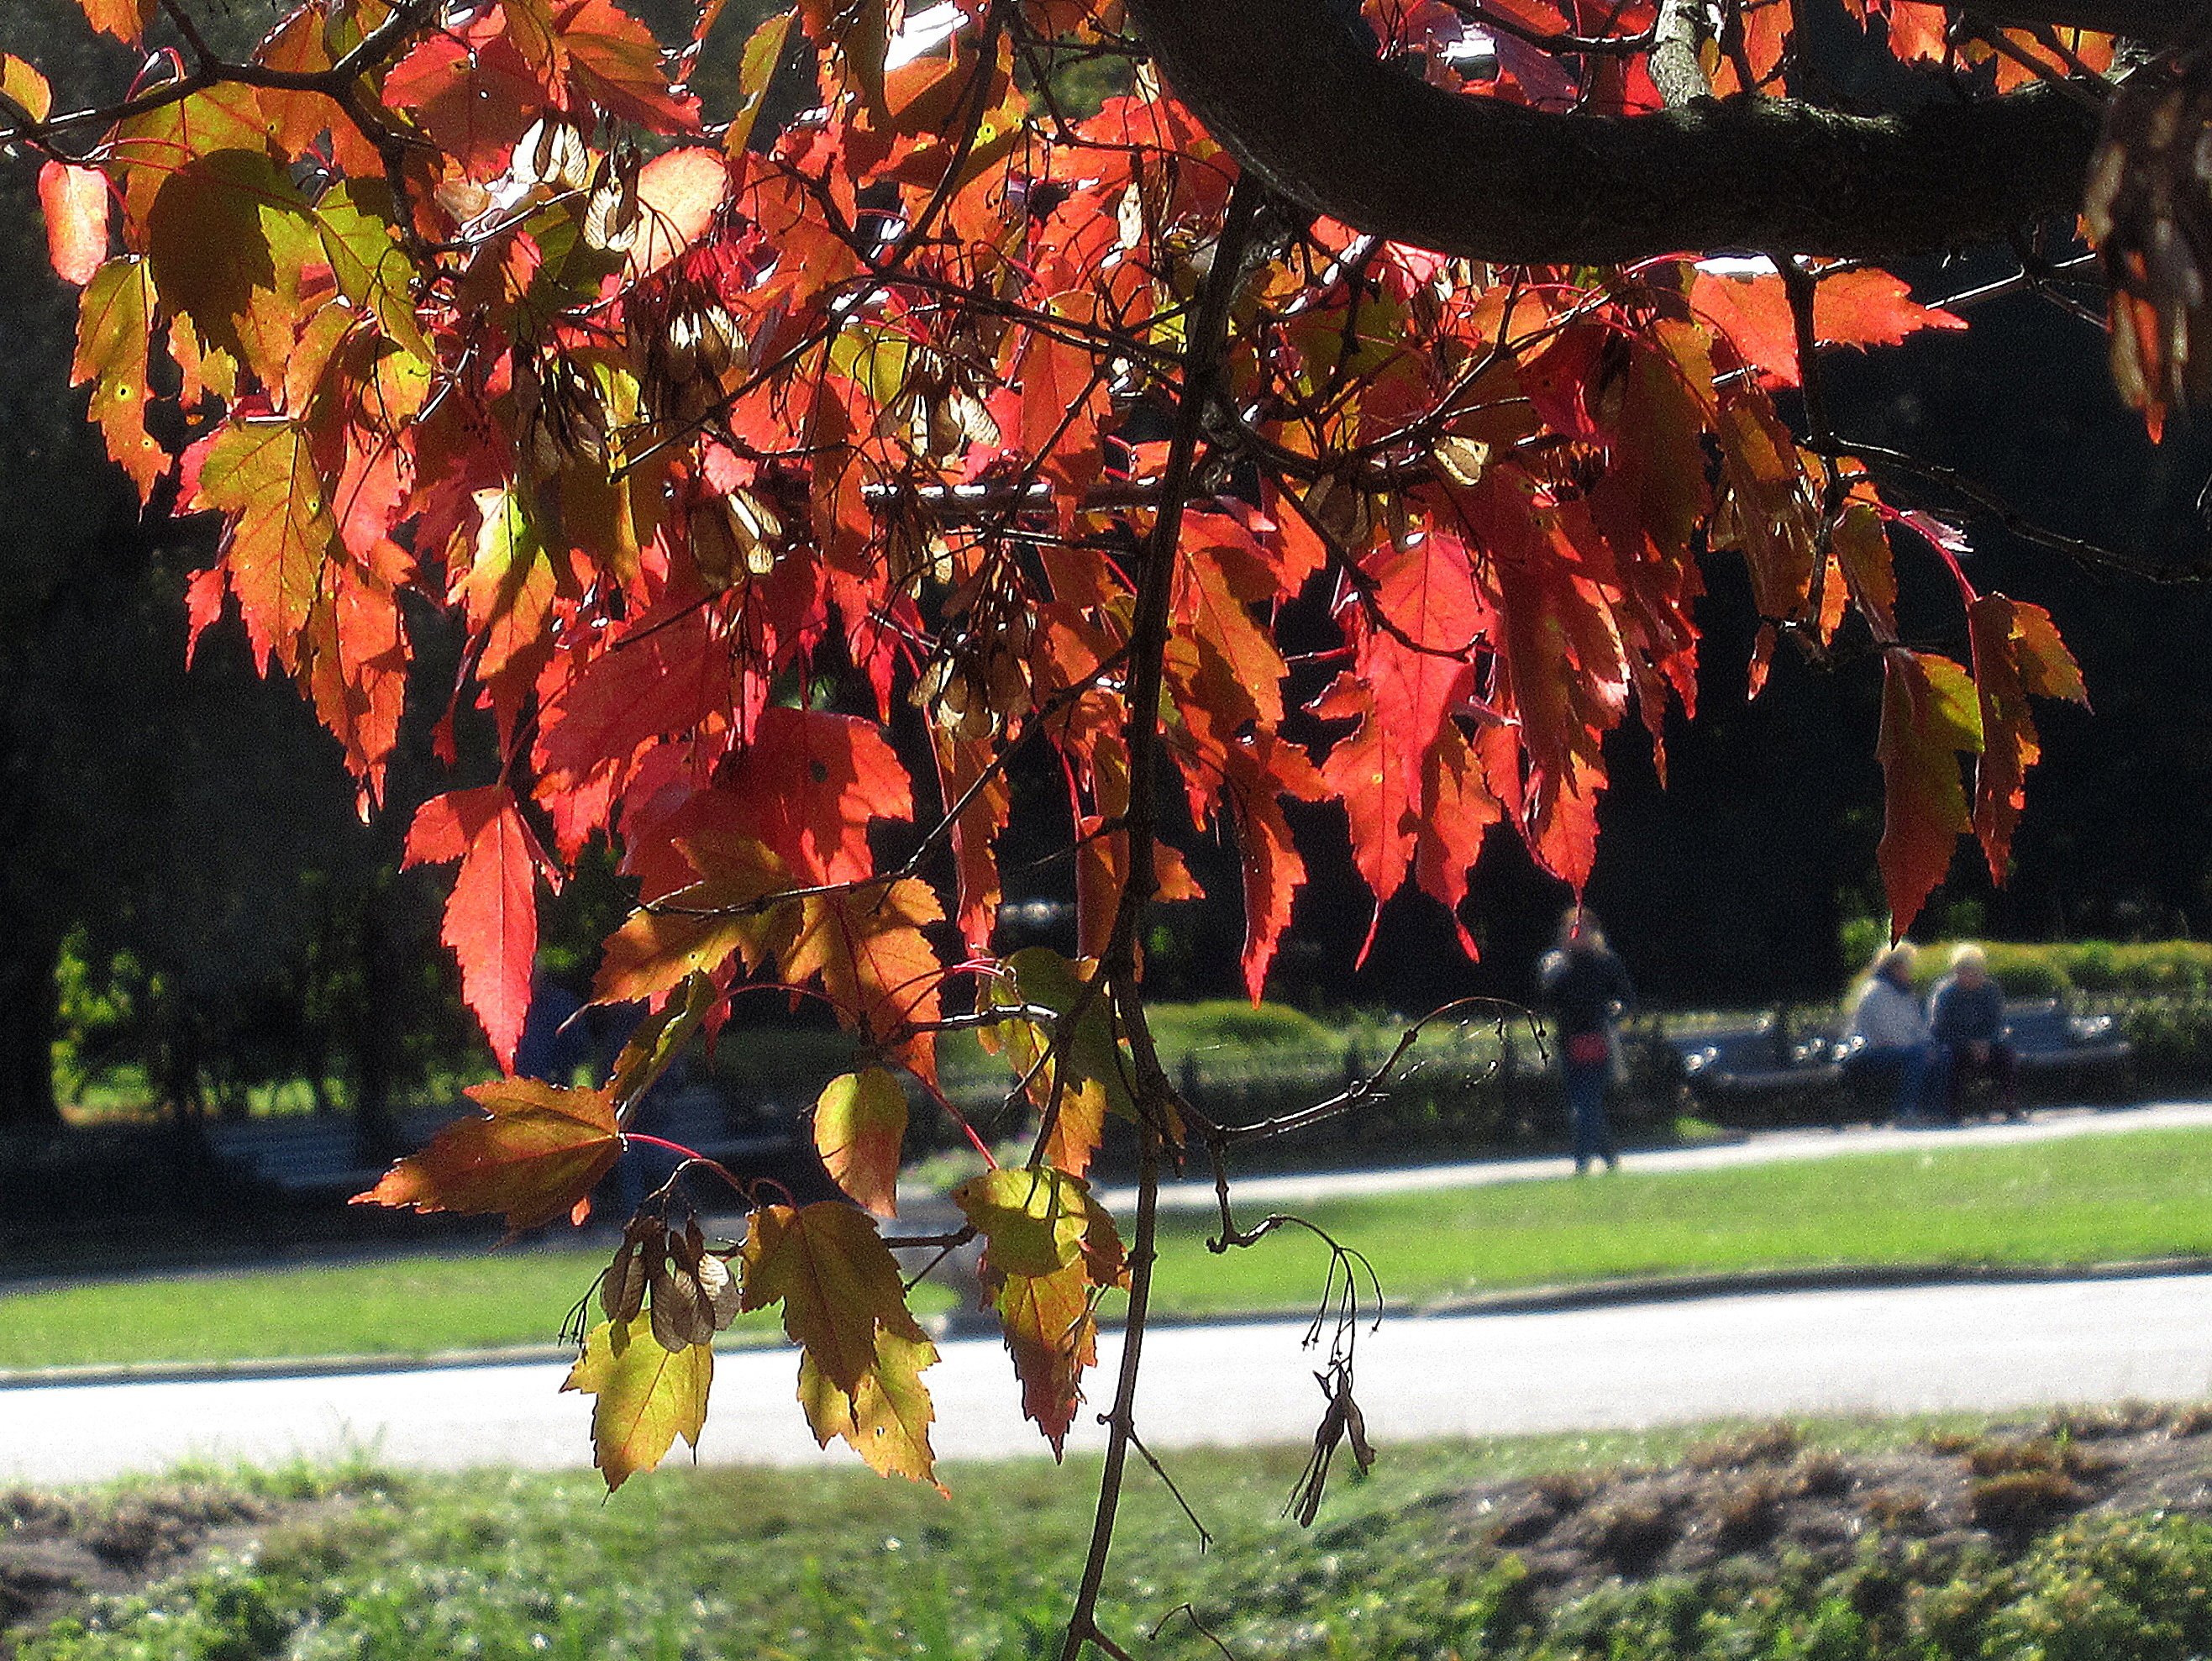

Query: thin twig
left=1127, top=1427, right=1214, bottom=1551
left=1816, top=438, right=2208, bottom=582
left=1055, top=176, right=1263, bottom=1661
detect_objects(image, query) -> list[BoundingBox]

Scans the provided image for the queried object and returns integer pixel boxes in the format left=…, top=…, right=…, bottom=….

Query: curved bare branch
left=1123, top=0, right=2104, bottom=262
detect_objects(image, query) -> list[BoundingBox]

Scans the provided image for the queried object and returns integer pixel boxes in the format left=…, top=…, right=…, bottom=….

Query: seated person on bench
left=1929, top=943, right=2020, bottom=1121
left=1844, top=944, right=1949, bottom=1126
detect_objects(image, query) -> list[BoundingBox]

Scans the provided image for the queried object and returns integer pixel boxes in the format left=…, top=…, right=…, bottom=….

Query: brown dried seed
left=600, top=1217, right=664, bottom=1324
left=699, top=1251, right=742, bottom=1331
left=649, top=1254, right=715, bottom=1351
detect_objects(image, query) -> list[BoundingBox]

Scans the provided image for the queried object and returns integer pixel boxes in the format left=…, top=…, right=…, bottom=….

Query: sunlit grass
left=6, top=1126, right=2209, bottom=1369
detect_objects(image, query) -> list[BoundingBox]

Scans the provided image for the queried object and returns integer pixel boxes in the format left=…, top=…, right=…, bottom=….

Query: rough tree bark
left=1122, top=0, right=2142, bottom=262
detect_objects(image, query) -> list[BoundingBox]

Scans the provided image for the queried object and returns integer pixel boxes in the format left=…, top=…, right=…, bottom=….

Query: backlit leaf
left=1968, top=596, right=2088, bottom=882
left=952, top=1165, right=1111, bottom=1278
left=1876, top=649, right=1984, bottom=937
left=596, top=833, right=794, bottom=1005
left=355, top=1075, right=621, bottom=1231
left=38, top=162, right=107, bottom=286
left=563, top=1311, right=712, bottom=1490
left=1691, top=264, right=1964, bottom=387
left=2, top=53, right=52, bottom=122
left=724, top=8, right=796, bottom=157
left=956, top=1166, right=1127, bottom=1453
left=72, top=258, right=164, bottom=497
left=188, top=416, right=335, bottom=673
left=978, top=947, right=1131, bottom=1171
left=557, top=0, right=704, bottom=132
left=404, top=785, right=554, bottom=1071
left=627, top=147, right=730, bottom=278
left=742, top=1201, right=940, bottom=1484
left=607, top=970, right=717, bottom=1106
left=813, top=1068, right=908, bottom=1218
left=315, top=181, right=433, bottom=360
left=73, top=0, right=155, bottom=44
left=782, top=880, right=944, bottom=1075
left=381, top=33, right=544, bottom=180
left=146, top=149, right=322, bottom=387
left=796, top=1327, right=939, bottom=1485
left=986, top=1258, right=1097, bottom=1455
left=109, top=85, right=269, bottom=233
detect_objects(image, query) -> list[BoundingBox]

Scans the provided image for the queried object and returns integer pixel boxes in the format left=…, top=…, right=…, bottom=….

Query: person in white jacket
left=1844, top=944, right=1950, bottom=1125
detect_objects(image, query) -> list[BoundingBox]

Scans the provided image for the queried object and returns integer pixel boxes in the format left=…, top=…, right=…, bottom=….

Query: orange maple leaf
left=354, top=1075, right=621, bottom=1232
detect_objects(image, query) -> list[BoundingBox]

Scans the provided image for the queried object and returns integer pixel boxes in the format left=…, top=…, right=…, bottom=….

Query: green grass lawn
left=20, top=1412, right=2212, bottom=1660
left=1146, top=1124, right=2212, bottom=1316
left=5, top=1126, right=2210, bottom=1369
left=0, top=1423, right=1966, bottom=1661
left=0, top=1248, right=963, bottom=1370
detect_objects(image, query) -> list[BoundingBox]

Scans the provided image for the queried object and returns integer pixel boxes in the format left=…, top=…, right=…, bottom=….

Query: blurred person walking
left=1537, top=907, right=1635, bottom=1175
left=1931, top=943, right=2020, bottom=1120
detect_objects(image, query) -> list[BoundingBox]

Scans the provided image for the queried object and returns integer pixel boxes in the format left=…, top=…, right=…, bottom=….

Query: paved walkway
left=8, top=1273, right=2211, bottom=1483
left=1101, top=1100, right=2212, bottom=1213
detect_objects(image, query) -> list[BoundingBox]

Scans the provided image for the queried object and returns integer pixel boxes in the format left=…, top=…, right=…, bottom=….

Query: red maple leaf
left=406, top=786, right=560, bottom=1072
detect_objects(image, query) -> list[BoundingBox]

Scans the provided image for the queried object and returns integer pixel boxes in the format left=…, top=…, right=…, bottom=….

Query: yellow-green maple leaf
left=562, top=1311, right=712, bottom=1490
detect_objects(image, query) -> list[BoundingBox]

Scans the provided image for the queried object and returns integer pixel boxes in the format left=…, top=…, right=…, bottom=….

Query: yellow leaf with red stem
left=954, top=1167, right=1127, bottom=1453
left=1968, top=596, right=2088, bottom=884
left=72, top=258, right=165, bottom=498
left=189, top=416, right=337, bottom=675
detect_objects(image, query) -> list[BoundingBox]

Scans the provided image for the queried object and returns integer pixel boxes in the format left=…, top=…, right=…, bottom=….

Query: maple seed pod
left=1305, top=472, right=1367, bottom=544
left=696, top=306, right=741, bottom=379
left=584, top=155, right=644, bottom=253
left=519, top=118, right=594, bottom=192
left=647, top=1219, right=728, bottom=1351
left=690, top=501, right=742, bottom=592
left=648, top=1269, right=712, bottom=1350
left=600, top=1216, right=664, bottom=1324
left=729, top=487, right=781, bottom=547
left=697, top=1250, right=741, bottom=1332
left=1434, top=434, right=1490, bottom=487
left=661, top=312, right=703, bottom=385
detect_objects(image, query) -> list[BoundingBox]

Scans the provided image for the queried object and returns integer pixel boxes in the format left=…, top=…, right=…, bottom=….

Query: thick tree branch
left=1123, top=0, right=2105, bottom=261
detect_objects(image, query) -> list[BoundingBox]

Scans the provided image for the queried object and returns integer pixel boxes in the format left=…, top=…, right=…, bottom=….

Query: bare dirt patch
left=1449, top=1403, right=2212, bottom=1608
left=0, top=1483, right=315, bottom=1653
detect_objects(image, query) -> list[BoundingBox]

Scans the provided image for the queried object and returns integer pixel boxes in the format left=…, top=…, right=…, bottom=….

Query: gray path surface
left=1103, top=1101, right=2212, bottom=1214
left=9, top=1274, right=2211, bottom=1484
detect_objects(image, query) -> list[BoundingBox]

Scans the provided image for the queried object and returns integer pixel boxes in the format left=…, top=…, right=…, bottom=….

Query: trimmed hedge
left=1894, top=939, right=2212, bottom=1000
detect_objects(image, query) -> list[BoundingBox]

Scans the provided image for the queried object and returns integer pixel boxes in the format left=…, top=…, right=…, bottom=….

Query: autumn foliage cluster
left=13, top=0, right=2104, bottom=1498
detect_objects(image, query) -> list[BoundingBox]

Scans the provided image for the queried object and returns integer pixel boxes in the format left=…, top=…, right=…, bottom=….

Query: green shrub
left=2107, top=942, right=2212, bottom=994
left=1953, top=944, right=2073, bottom=999
left=1899, top=938, right=2212, bottom=1001
left=1143, top=1000, right=1337, bottom=1058
left=1973, top=1513, right=2212, bottom=1661
left=2119, top=1000, right=2212, bottom=1085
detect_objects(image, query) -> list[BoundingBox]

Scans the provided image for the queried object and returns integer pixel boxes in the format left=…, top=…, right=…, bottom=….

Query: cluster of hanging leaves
left=19, top=0, right=2104, bottom=1487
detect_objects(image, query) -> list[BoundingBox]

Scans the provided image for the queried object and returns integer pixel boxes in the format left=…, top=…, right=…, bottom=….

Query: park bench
left=204, top=1089, right=802, bottom=1201
left=1663, top=999, right=2136, bottom=1126
left=201, top=1107, right=463, bottom=1198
